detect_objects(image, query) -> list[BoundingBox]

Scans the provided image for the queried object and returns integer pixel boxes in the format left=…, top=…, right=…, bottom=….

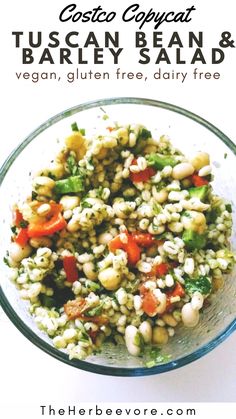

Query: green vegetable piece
left=71, top=122, right=79, bottom=131
left=39, top=294, right=56, bottom=308
left=225, top=203, right=232, bottom=213
left=54, top=176, right=84, bottom=194
left=81, top=199, right=92, bottom=209
left=134, top=128, right=152, bottom=153
left=85, top=280, right=100, bottom=292
left=85, top=303, right=103, bottom=317
left=134, top=331, right=145, bottom=351
left=185, top=276, right=212, bottom=296
left=67, top=155, right=79, bottom=176
left=188, top=185, right=209, bottom=202
left=182, top=230, right=206, bottom=250
left=205, top=207, right=221, bottom=223
left=147, top=153, right=177, bottom=170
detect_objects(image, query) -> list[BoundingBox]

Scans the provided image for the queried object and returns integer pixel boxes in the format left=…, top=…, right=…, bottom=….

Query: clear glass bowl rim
left=0, top=96, right=236, bottom=377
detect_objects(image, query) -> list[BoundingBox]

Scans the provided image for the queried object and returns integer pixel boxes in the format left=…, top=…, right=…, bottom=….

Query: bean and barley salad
left=5, top=119, right=235, bottom=365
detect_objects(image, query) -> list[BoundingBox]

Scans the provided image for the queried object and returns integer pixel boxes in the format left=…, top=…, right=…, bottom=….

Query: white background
left=0, top=0, right=236, bottom=406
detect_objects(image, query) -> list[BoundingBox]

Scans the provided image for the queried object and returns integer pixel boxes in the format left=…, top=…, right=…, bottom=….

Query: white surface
left=1, top=0, right=236, bottom=405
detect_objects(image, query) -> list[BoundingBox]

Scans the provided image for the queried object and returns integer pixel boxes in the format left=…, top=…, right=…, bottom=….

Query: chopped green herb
left=79, top=128, right=86, bottom=136
left=144, top=346, right=171, bottom=368
left=19, top=220, right=29, bottom=228
left=11, top=226, right=17, bottom=234
left=32, top=191, right=37, bottom=200
left=134, top=331, right=145, bottom=351
left=39, top=294, right=56, bottom=308
left=81, top=199, right=92, bottom=209
left=225, top=203, right=232, bottom=213
left=185, top=276, right=212, bottom=296
left=205, top=207, right=221, bottom=223
left=153, top=202, right=162, bottom=214
left=85, top=303, right=103, bottom=317
left=85, top=280, right=101, bottom=292
left=67, top=155, right=79, bottom=176
left=134, top=128, right=152, bottom=153
left=137, top=128, right=152, bottom=141
left=3, top=256, right=10, bottom=267
left=224, top=153, right=228, bottom=159
left=71, top=122, right=79, bottom=132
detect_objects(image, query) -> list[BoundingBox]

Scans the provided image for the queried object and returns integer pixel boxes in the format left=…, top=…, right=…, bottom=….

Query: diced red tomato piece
left=14, top=228, right=29, bottom=246
left=130, top=159, right=156, bottom=183
left=190, top=174, right=209, bottom=187
left=13, top=209, right=24, bottom=227
left=27, top=202, right=67, bottom=237
left=167, top=282, right=185, bottom=298
left=109, top=231, right=141, bottom=266
left=142, top=291, right=159, bottom=317
left=63, top=256, right=79, bottom=283
left=154, top=263, right=169, bottom=277
left=130, top=167, right=156, bottom=183
left=108, top=235, right=123, bottom=253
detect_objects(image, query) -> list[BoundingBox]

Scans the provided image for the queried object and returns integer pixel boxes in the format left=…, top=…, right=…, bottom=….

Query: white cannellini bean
left=172, top=163, right=194, bottom=180
left=83, top=262, right=97, bottom=281
left=190, top=152, right=210, bottom=171
left=98, top=267, right=121, bottom=291
left=9, top=242, right=32, bottom=263
left=139, top=321, right=152, bottom=343
left=60, top=195, right=80, bottom=211
left=183, top=258, right=195, bottom=275
left=198, top=165, right=212, bottom=177
left=191, top=292, right=204, bottom=311
left=125, top=325, right=141, bottom=356
left=181, top=303, right=200, bottom=327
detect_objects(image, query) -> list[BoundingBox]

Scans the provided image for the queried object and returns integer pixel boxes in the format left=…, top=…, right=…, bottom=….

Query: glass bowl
left=0, top=97, right=236, bottom=376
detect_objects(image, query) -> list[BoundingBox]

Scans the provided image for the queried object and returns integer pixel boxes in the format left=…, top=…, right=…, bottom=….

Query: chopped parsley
left=185, top=276, right=212, bottom=296
left=144, top=346, right=171, bottom=368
